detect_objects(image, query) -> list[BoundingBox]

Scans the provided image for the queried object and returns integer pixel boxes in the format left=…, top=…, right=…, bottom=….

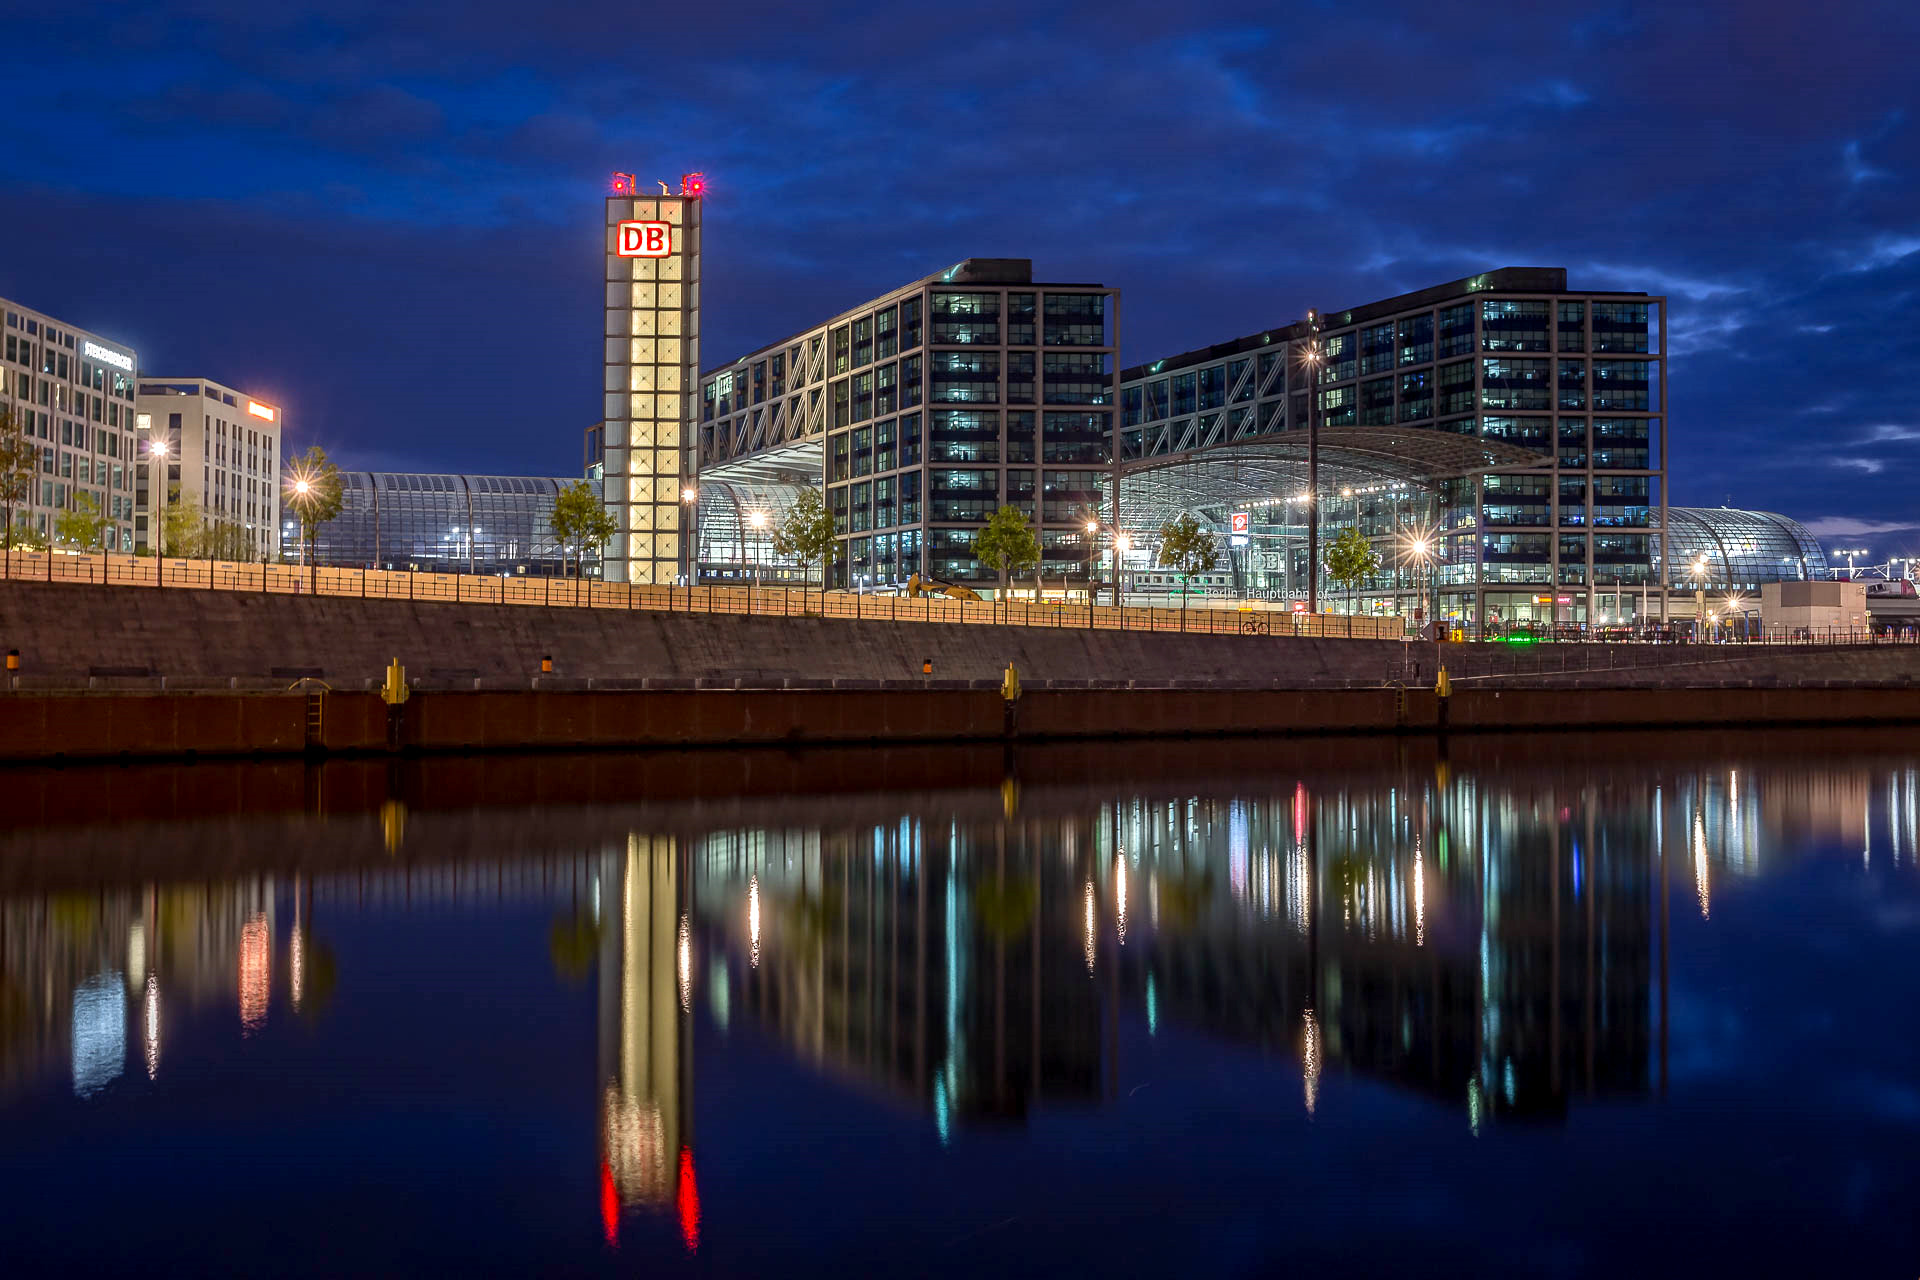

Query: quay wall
left=1, top=580, right=1916, bottom=690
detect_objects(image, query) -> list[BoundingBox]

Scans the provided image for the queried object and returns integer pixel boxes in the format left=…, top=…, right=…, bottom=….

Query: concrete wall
left=3, top=684, right=1918, bottom=763
left=1, top=580, right=1915, bottom=691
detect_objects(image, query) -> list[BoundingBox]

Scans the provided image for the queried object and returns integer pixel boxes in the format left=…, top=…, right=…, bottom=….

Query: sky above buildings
left=0, top=0, right=1915, bottom=549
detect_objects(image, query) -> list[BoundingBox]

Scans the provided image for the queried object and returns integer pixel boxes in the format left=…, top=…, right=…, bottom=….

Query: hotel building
left=0, top=296, right=140, bottom=550
left=134, top=378, right=282, bottom=560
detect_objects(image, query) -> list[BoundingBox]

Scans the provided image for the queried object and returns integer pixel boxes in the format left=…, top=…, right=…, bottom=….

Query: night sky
left=1, top=1, right=1915, bottom=552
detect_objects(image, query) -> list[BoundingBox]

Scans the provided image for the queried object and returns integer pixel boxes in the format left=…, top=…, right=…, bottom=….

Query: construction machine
left=906, top=573, right=983, bottom=602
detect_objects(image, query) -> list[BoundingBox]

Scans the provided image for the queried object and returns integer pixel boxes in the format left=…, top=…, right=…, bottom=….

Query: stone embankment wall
left=1, top=581, right=1915, bottom=690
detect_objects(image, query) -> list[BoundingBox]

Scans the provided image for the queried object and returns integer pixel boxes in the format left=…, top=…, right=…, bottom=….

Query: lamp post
left=1694, top=556, right=1708, bottom=639
left=1300, top=311, right=1324, bottom=615
left=1404, top=532, right=1436, bottom=640
left=290, top=476, right=317, bottom=594
left=747, top=509, right=769, bottom=613
left=148, top=437, right=171, bottom=562
left=681, top=486, right=700, bottom=610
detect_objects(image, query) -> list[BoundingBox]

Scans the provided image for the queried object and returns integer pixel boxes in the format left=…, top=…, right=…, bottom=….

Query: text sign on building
left=247, top=401, right=276, bottom=421
left=82, top=340, right=133, bottom=372
left=617, top=221, right=672, bottom=258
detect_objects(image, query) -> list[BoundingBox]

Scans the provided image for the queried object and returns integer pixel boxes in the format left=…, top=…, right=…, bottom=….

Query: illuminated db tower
left=602, top=173, right=704, bottom=584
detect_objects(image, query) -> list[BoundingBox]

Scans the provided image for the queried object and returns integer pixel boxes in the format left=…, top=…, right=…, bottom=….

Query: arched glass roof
left=1661, top=507, right=1826, bottom=588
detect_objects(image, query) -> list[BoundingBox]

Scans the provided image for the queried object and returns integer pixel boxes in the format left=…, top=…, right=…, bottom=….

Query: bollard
left=541, top=654, right=554, bottom=675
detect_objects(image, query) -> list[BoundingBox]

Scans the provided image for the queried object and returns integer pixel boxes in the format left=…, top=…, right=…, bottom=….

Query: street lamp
left=747, top=509, right=769, bottom=611
left=1298, top=311, right=1324, bottom=614
left=1403, top=532, right=1436, bottom=638
left=147, top=437, right=171, bottom=559
left=285, top=470, right=321, bottom=594
left=681, top=486, right=700, bottom=598
left=1691, top=554, right=1709, bottom=640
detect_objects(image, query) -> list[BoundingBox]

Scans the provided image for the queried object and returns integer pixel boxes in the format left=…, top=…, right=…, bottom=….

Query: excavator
left=906, top=573, right=983, bottom=602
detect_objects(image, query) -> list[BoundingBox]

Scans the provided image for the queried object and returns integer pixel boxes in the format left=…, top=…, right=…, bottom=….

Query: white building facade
left=134, top=378, right=281, bottom=560
left=1, top=296, right=140, bottom=549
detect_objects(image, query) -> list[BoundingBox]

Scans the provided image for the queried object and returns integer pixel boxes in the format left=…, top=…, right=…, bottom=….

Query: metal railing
left=0, top=549, right=1407, bottom=641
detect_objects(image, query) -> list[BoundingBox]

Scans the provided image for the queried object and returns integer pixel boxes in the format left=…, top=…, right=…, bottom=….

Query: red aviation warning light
left=680, top=172, right=706, bottom=198
left=611, top=172, right=637, bottom=196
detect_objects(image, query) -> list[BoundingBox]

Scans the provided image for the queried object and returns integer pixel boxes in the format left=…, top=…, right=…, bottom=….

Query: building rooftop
left=1121, top=267, right=1652, bottom=381
left=703, top=257, right=1110, bottom=376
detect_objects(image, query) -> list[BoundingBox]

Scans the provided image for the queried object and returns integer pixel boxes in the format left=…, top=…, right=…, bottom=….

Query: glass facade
left=1118, top=268, right=1668, bottom=626
left=1662, top=507, right=1825, bottom=590
left=295, top=472, right=580, bottom=576
left=699, top=260, right=1118, bottom=591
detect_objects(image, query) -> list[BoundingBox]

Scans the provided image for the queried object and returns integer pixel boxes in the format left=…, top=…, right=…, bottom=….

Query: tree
left=1156, top=512, right=1218, bottom=614
left=205, top=519, right=257, bottom=564
left=284, top=445, right=344, bottom=591
left=1325, top=525, right=1381, bottom=616
left=9, top=514, right=47, bottom=552
left=54, top=491, right=110, bottom=553
left=972, top=504, right=1042, bottom=607
left=549, top=479, right=616, bottom=578
left=772, top=487, right=838, bottom=609
left=162, top=492, right=208, bottom=560
left=0, top=405, right=36, bottom=564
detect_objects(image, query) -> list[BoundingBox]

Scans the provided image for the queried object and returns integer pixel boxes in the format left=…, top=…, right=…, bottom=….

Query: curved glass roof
left=1662, top=507, right=1826, bottom=588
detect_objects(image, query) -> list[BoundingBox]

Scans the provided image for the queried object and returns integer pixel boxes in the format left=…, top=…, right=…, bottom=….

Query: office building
left=0, top=297, right=140, bottom=550
left=134, top=377, right=282, bottom=560
left=289, top=470, right=585, bottom=576
left=1120, top=268, right=1668, bottom=627
left=697, top=258, right=1119, bottom=591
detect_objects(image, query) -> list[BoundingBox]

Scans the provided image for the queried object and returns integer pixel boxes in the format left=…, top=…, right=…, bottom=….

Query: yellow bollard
left=1435, top=666, right=1452, bottom=699
left=381, top=658, right=410, bottom=706
left=1001, top=662, right=1022, bottom=703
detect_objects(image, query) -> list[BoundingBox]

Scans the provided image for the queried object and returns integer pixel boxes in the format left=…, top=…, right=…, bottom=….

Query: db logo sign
left=617, top=221, right=671, bottom=258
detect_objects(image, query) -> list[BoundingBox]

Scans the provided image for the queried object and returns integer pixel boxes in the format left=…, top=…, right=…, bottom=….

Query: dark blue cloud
left=0, top=0, right=1915, bottom=547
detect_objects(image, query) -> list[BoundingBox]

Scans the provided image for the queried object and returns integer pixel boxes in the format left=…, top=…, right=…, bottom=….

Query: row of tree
left=3, top=393, right=1388, bottom=602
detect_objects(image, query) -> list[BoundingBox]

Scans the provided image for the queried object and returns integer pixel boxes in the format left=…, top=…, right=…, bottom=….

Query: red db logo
left=617, top=221, right=671, bottom=257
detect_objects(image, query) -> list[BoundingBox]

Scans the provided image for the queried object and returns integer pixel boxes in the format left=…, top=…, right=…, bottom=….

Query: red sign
left=617, top=221, right=671, bottom=257
left=1231, top=512, right=1249, bottom=535
left=1290, top=600, right=1308, bottom=613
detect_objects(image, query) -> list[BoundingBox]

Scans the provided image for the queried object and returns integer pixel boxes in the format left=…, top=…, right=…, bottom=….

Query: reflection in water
left=239, top=912, right=270, bottom=1034
left=0, top=746, right=1916, bottom=1261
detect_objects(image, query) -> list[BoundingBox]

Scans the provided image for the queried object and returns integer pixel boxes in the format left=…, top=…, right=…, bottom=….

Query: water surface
left=2, top=734, right=1917, bottom=1277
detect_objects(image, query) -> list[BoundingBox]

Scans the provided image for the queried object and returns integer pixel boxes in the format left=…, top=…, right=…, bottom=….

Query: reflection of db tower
left=596, top=834, right=697, bottom=1249
left=602, top=172, right=704, bottom=585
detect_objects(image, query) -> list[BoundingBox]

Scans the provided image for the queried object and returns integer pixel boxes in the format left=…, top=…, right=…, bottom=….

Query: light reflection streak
left=289, top=922, right=305, bottom=1012
left=1115, top=855, right=1128, bottom=946
left=748, top=876, right=761, bottom=969
left=1301, top=1009, right=1321, bottom=1117
left=239, top=911, right=270, bottom=1033
left=677, top=914, right=692, bottom=1013
left=1414, top=838, right=1426, bottom=947
left=144, top=973, right=160, bottom=1080
left=1083, top=879, right=1096, bottom=973
left=71, top=971, right=125, bottom=1098
left=1692, top=810, right=1711, bottom=920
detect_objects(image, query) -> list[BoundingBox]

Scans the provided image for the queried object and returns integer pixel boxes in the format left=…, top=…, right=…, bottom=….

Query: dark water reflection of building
left=0, top=745, right=1916, bottom=1244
